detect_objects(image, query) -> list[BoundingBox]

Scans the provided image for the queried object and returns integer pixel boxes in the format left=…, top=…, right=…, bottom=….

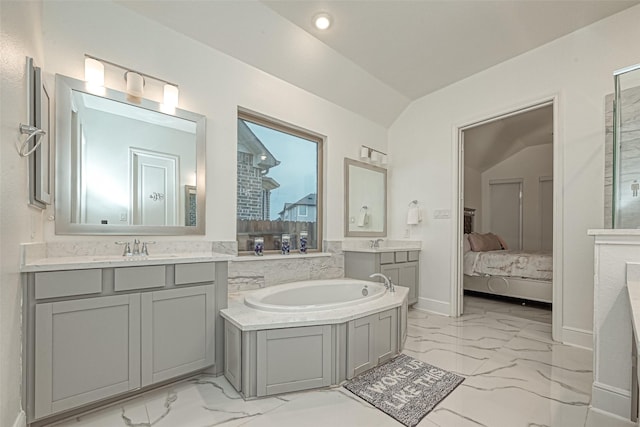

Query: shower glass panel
left=613, top=64, right=640, bottom=228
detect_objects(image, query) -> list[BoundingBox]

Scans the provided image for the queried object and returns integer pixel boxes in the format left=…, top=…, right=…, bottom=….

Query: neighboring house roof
left=237, top=119, right=280, bottom=171
left=262, top=176, right=280, bottom=191
left=278, top=193, right=316, bottom=216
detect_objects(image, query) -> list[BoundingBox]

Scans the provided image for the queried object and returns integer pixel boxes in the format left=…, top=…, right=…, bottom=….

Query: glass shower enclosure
left=613, top=63, right=640, bottom=228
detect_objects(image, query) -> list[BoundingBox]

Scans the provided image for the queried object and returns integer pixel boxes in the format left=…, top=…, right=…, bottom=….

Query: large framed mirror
left=344, top=158, right=387, bottom=237
left=55, top=74, right=206, bottom=235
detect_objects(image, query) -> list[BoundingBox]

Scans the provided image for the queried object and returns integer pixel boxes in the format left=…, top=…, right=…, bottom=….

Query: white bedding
left=463, top=250, right=552, bottom=281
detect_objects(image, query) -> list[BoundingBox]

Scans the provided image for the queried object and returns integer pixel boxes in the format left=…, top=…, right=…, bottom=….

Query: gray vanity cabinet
left=345, top=250, right=420, bottom=305
left=141, top=285, right=215, bottom=387
left=25, top=261, right=228, bottom=424
left=34, top=294, right=141, bottom=419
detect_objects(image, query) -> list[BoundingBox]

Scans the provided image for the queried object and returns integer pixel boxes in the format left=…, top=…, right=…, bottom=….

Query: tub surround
left=221, top=281, right=408, bottom=398
left=227, top=240, right=344, bottom=292
left=222, top=282, right=408, bottom=331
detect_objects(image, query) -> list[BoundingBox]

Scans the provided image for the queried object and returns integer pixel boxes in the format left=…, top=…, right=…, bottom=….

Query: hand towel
left=407, top=206, right=422, bottom=225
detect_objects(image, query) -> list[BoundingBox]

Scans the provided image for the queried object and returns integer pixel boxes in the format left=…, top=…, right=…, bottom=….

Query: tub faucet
left=369, top=273, right=395, bottom=293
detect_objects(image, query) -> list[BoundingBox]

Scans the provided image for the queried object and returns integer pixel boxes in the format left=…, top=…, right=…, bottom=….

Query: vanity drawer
left=380, top=252, right=395, bottom=265
left=114, top=265, right=166, bottom=292
left=394, top=251, right=408, bottom=263
left=35, top=269, right=102, bottom=300
left=408, top=251, right=419, bottom=262
left=175, top=262, right=215, bottom=285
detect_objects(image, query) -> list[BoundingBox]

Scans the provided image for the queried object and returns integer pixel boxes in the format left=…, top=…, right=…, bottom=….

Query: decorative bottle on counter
left=299, top=231, right=308, bottom=254
left=281, top=234, right=290, bottom=255
left=254, top=237, right=264, bottom=256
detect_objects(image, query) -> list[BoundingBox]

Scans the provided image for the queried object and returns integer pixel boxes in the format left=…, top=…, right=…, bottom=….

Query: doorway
left=452, top=97, right=561, bottom=340
left=130, top=148, right=179, bottom=226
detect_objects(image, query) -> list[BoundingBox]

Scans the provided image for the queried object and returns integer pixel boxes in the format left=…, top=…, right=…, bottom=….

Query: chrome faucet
left=116, top=239, right=153, bottom=257
left=132, top=239, right=141, bottom=256
left=369, top=273, right=395, bottom=293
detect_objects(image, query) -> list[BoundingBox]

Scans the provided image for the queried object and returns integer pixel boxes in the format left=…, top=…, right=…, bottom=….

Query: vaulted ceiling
left=118, top=0, right=638, bottom=126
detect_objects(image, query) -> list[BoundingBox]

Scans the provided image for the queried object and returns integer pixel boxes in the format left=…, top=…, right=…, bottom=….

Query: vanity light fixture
left=83, top=54, right=180, bottom=108
left=125, top=71, right=145, bottom=98
left=163, top=84, right=179, bottom=108
left=313, top=12, right=332, bottom=30
left=84, top=57, right=104, bottom=86
left=359, top=145, right=387, bottom=165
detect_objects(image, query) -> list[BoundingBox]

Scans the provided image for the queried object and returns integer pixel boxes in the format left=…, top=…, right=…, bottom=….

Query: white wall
left=388, top=4, right=640, bottom=344
left=481, top=144, right=553, bottom=251
left=0, top=2, right=45, bottom=426
left=41, top=0, right=388, bottom=243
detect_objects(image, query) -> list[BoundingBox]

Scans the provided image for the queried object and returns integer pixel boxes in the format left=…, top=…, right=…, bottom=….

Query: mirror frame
left=55, top=74, right=206, bottom=235
left=344, top=158, right=387, bottom=237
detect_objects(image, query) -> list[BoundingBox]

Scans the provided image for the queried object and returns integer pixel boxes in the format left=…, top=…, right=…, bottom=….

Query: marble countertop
left=628, top=280, right=640, bottom=350
left=221, top=286, right=409, bottom=331
left=342, top=246, right=421, bottom=253
left=342, top=239, right=421, bottom=253
left=21, top=252, right=234, bottom=272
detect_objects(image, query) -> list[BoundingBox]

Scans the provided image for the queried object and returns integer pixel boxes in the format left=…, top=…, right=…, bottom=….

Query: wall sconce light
left=83, top=54, right=180, bottom=107
left=359, top=145, right=387, bottom=165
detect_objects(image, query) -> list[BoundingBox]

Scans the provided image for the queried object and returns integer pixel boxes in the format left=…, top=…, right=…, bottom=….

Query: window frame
left=236, top=109, right=324, bottom=255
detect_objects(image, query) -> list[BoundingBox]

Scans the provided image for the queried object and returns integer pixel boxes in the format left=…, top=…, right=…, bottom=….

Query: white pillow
left=463, top=234, right=471, bottom=253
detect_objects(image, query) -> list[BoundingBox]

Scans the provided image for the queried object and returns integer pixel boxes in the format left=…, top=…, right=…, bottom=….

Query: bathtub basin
left=244, top=279, right=386, bottom=312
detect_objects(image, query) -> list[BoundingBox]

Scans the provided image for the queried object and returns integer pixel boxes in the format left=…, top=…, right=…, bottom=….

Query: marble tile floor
left=52, top=299, right=591, bottom=427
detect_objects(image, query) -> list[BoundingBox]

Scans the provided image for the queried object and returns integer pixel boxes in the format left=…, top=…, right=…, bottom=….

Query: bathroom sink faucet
left=369, top=273, right=395, bottom=293
left=116, top=239, right=154, bottom=257
left=132, top=239, right=141, bottom=256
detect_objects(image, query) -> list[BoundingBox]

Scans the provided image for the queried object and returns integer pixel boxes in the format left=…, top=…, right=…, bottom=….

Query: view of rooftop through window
left=236, top=115, right=321, bottom=252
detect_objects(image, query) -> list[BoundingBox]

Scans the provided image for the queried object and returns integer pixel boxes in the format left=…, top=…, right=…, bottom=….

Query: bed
left=462, top=230, right=553, bottom=304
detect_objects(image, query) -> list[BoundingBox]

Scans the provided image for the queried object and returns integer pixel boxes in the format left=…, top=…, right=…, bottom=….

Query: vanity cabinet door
left=400, top=261, right=419, bottom=305
left=141, top=285, right=215, bottom=387
left=34, top=294, right=141, bottom=419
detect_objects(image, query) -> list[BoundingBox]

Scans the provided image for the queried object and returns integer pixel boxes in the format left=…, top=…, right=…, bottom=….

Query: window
left=237, top=111, right=323, bottom=253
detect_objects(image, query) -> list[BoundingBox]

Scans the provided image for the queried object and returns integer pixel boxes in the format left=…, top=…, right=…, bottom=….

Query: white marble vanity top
left=341, top=239, right=421, bottom=253
left=627, top=280, right=640, bottom=349
left=21, top=252, right=234, bottom=272
left=221, top=285, right=408, bottom=331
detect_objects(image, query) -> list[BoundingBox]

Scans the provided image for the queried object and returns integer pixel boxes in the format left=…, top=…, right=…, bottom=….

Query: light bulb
left=313, top=13, right=332, bottom=30
left=163, top=84, right=179, bottom=108
left=84, top=58, right=104, bottom=86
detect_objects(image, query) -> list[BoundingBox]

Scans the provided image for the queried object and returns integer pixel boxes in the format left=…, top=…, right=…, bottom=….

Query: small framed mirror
left=344, top=158, right=387, bottom=237
left=55, top=74, right=206, bottom=235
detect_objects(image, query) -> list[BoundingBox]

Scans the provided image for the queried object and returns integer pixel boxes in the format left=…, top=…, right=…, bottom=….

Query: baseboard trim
left=12, top=410, right=26, bottom=427
left=414, top=297, right=450, bottom=316
left=586, top=406, right=635, bottom=427
left=562, top=326, right=593, bottom=350
left=592, top=381, right=632, bottom=419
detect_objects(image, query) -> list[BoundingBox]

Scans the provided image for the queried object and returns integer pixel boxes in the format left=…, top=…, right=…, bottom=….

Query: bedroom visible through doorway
left=458, top=102, right=555, bottom=327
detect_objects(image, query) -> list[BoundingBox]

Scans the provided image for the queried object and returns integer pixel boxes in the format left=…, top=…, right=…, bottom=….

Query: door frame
left=450, top=94, right=563, bottom=342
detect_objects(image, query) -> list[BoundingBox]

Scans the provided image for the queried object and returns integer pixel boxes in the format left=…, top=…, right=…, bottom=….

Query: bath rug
left=343, top=354, right=464, bottom=427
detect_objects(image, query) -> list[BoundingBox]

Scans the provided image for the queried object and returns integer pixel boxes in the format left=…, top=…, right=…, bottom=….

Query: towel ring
left=17, top=124, right=46, bottom=157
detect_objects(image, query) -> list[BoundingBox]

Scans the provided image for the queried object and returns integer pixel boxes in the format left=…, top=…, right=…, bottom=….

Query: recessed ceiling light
left=313, top=13, right=332, bottom=30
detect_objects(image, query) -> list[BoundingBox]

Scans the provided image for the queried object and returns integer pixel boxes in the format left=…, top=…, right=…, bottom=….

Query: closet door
left=489, top=179, right=523, bottom=250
